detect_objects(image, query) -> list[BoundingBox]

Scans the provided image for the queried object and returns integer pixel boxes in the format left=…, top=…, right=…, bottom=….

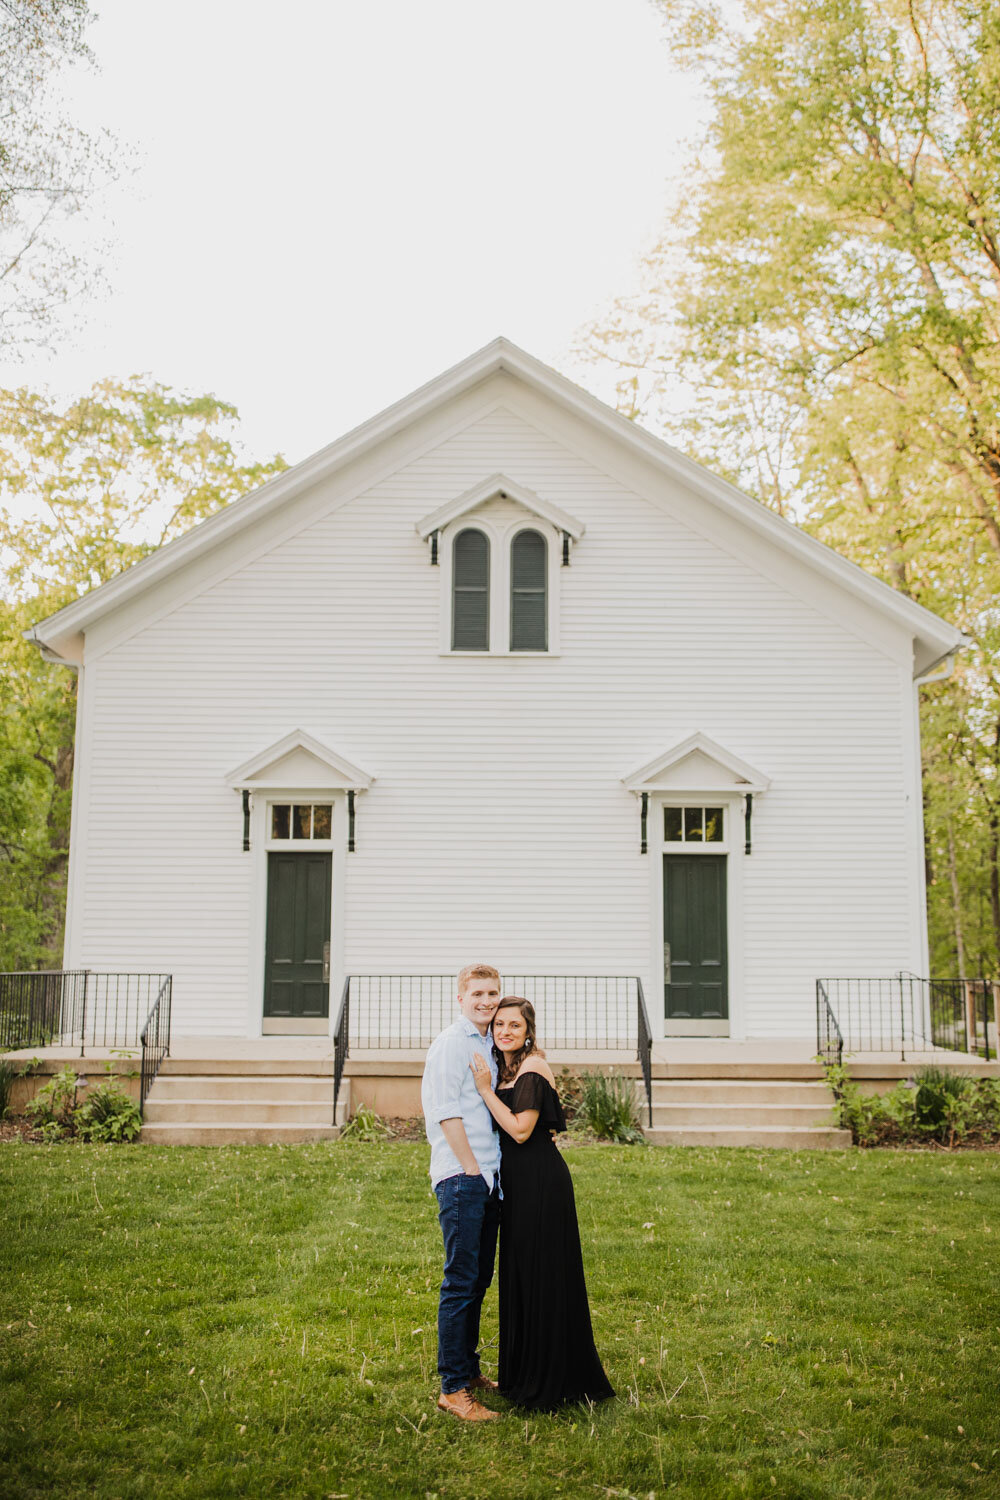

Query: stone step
left=140, top=1077, right=350, bottom=1143
left=642, top=1125, right=852, bottom=1149
left=143, top=1098, right=336, bottom=1126
left=138, top=1123, right=341, bottom=1146
left=152, top=1075, right=330, bottom=1101
left=648, top=1103, right=836, bottom=1127
left=650, top=1079, right=831, bottom=1105
left=159, top=1057, right=333, bottom=1077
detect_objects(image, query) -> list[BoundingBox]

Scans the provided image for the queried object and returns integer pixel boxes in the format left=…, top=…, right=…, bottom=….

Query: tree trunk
left=947, top=822, right=967, bottom=978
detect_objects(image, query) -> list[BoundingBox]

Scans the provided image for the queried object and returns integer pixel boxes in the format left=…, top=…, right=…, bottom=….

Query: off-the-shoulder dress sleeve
left=506, top=1072, right=566, bottom=1133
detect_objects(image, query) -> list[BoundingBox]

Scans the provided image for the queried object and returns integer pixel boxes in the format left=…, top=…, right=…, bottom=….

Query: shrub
left=339, top=1103, right=392, bottom=1142
left=912, top=1065, right=974, bottom=1131
left=0, top=1056, right=16, bottom=1120
left=0, top=1053, right=40, bottom=1120
left=578, top=1071, right=645, bottom=1144
left=75, top=1077, right=142, bottom=1142
left=554, top=1068, right=585, bottom=1123
left=825, top=1062, right=1000, bottom=1148
left=24, top=1064, right=86, bottom=1139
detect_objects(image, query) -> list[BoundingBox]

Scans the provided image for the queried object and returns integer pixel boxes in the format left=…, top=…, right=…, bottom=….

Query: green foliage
left=0, top=1052, right=40, bottom=1119
left=553, top=1067, right=585, bottom=1122
left=339, top=1103, right=392, bottom=1142
left=74, top=1077, right=141, bottom=1143
left=23, top=1063, right=85, bottom=1138
left=825, top=1060, right=1000, bottom=1146
left=0, top=379, right=286, bottom=968
left=0, top=1056, right=16, bottom=1119
left=578, top=1071, right=645, bottom=1144
left=584, top=0, right=1000, bottom=974
left=19, top=1059, right=140, bottom=1141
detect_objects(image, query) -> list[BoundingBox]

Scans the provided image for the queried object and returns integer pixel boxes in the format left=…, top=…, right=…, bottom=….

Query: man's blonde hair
left=457, top=962, right=501, bottom=994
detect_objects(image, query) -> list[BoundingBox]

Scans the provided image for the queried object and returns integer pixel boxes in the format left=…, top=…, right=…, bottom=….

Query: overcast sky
left=6, top=0, right=704, bottom=466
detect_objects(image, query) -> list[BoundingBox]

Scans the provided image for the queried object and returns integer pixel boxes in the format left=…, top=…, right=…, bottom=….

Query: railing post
left=635, top=977, right=652, bottom=1127
left=79, top=969, right=90, bottom=1057
left=332, top=976, right=351, bottom=1126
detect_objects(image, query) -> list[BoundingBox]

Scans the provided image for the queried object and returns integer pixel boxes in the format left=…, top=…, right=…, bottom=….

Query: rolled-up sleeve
left=424, top=1035, right=466, bottom=1123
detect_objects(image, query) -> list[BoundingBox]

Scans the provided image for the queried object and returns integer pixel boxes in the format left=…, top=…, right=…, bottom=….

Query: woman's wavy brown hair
left=491, top=996, right=544, bottom=1084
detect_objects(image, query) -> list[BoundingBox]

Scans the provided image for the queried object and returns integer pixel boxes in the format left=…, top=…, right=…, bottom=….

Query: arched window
left=510, top=529, right=547, bottom=651
left=451, top=528, right=490, bottom=650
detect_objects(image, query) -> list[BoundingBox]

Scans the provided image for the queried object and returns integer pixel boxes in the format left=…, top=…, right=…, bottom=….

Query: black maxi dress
left=496, top=1071, right=615, bottom=1410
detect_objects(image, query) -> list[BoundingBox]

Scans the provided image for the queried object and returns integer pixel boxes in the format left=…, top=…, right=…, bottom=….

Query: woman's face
left=492, top=1008, right=528, bottom=1053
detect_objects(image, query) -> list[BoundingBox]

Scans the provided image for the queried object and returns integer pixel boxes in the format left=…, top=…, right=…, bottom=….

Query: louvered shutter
left=452, top=528, right=490, bottom=650
left=510, top=530, right=547, bottom=651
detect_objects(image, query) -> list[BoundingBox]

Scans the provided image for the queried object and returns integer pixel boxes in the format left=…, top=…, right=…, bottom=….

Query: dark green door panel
left=663, top=854, right=728, bottom=1020
left=264, top=853, right=331, bottom=1018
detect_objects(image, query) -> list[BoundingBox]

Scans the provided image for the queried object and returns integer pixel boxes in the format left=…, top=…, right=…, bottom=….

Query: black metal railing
left=1, top=969, right=173, bottom=1120
left=816, top=980, right=844, bottom=1068
left=816, top=976, right=996, bottom=1063
left=0, top=970, right=171, bottom=1055
left=636, top=977, right=653, bottom=1126
left=0, top=970, right=66, bottom=1049
left=139, top=976, right=172, bottom=1113
left=331, top=973, right=653, bottom=1124
left=332, top=976, right=350, bottom=1125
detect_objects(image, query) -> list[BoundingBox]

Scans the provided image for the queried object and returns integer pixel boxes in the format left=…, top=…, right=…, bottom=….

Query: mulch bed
left=0, top=1119, right=44, bottom=1142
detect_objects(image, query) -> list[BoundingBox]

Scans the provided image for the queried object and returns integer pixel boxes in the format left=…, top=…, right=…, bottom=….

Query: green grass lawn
left=1, top=1142, right=998, bottom=1500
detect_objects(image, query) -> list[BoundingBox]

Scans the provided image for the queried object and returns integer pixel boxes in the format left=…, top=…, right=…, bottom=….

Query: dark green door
left=663, top=854, right=728, bottom=1022
left=264, top=853, right=331, bottom=1019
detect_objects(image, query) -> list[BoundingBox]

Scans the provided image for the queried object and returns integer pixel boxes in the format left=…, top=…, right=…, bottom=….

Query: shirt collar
left=459, top=1015, right=489, bottom=1041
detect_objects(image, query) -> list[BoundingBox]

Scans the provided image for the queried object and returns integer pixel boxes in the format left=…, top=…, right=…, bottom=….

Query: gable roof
left=28, top=337, right=965, bottom=675
left=415, top=472, right=585, bottom=541
left=623, top=733, right=770, bottom=796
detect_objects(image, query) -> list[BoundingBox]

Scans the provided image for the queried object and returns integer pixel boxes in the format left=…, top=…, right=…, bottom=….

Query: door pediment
left=623, top=733, right=770, bottom=796
left=226, top=730, right=375, bottom=791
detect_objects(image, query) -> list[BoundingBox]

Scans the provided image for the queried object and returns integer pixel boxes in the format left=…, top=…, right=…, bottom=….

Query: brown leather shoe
left=436, top=1388, right=498, bottom=1422
left=469, top=1375, right=499, bottom=1391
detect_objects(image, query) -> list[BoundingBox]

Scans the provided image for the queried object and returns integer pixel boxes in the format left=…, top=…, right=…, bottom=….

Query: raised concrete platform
left=7, top=1033, right=996, bottom=1148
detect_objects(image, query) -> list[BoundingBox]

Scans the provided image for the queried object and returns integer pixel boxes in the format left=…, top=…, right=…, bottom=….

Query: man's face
left=457, top=977, right=501, bottom=1034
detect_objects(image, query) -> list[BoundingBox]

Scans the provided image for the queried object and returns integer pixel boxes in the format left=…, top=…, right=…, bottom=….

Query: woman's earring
left=524, top=1037, right=532, bottom=1050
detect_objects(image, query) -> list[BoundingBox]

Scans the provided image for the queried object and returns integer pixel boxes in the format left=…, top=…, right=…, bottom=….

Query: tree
left=580, top=0, right=1000, bottom=975
left=0, top=379, right=286, bottom=967
left=0, top=0, right=117, bottom=355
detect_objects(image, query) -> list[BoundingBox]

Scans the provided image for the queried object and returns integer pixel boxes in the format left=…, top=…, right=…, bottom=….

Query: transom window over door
left=451, top=527, right=490, bottom=650
left=271, top=803, right=333, bottom=840
left=664, top=806, right=724, bottom=843
left=510, top=529, right=547, bottom=651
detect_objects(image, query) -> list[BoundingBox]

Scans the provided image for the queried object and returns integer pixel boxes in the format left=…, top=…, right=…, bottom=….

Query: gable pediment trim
left=622, top=733, right=770, bottom=795
left=225, top=729, right=375, bottom=791
left=415, top=472, right=585, bottom=542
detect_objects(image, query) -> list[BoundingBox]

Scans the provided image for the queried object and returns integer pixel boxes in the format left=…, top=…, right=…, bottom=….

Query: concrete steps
left=140, top=1072, right=350, bottom=1145
left=641, top=1078, right=851, bottom=1149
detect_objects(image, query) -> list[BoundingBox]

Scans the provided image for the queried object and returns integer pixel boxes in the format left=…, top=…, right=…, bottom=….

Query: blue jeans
left=434, top=1173, right=500, bottom=1394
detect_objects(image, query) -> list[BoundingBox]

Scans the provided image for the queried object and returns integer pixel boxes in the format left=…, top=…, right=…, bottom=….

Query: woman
left=469, top=997, right=614, bottom=1410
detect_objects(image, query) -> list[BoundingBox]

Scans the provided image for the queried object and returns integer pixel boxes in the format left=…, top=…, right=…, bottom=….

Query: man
left=421, top=963, right=502, bottom=1422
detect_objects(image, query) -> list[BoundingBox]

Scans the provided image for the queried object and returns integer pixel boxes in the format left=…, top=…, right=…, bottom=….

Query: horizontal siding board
left=72, top=405, right=920, bottom=1038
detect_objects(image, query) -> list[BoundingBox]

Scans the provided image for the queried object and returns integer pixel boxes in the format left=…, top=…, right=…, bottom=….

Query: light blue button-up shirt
left=421, top=1016, right=501, bottom=1190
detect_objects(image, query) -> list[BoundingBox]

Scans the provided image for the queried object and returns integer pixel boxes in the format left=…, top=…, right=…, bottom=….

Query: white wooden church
left=31, top=339, right=964, bottom=1048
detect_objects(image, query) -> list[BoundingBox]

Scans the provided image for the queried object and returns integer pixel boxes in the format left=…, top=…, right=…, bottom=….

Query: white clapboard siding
left=71, top=396, right=922, bottom=1038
